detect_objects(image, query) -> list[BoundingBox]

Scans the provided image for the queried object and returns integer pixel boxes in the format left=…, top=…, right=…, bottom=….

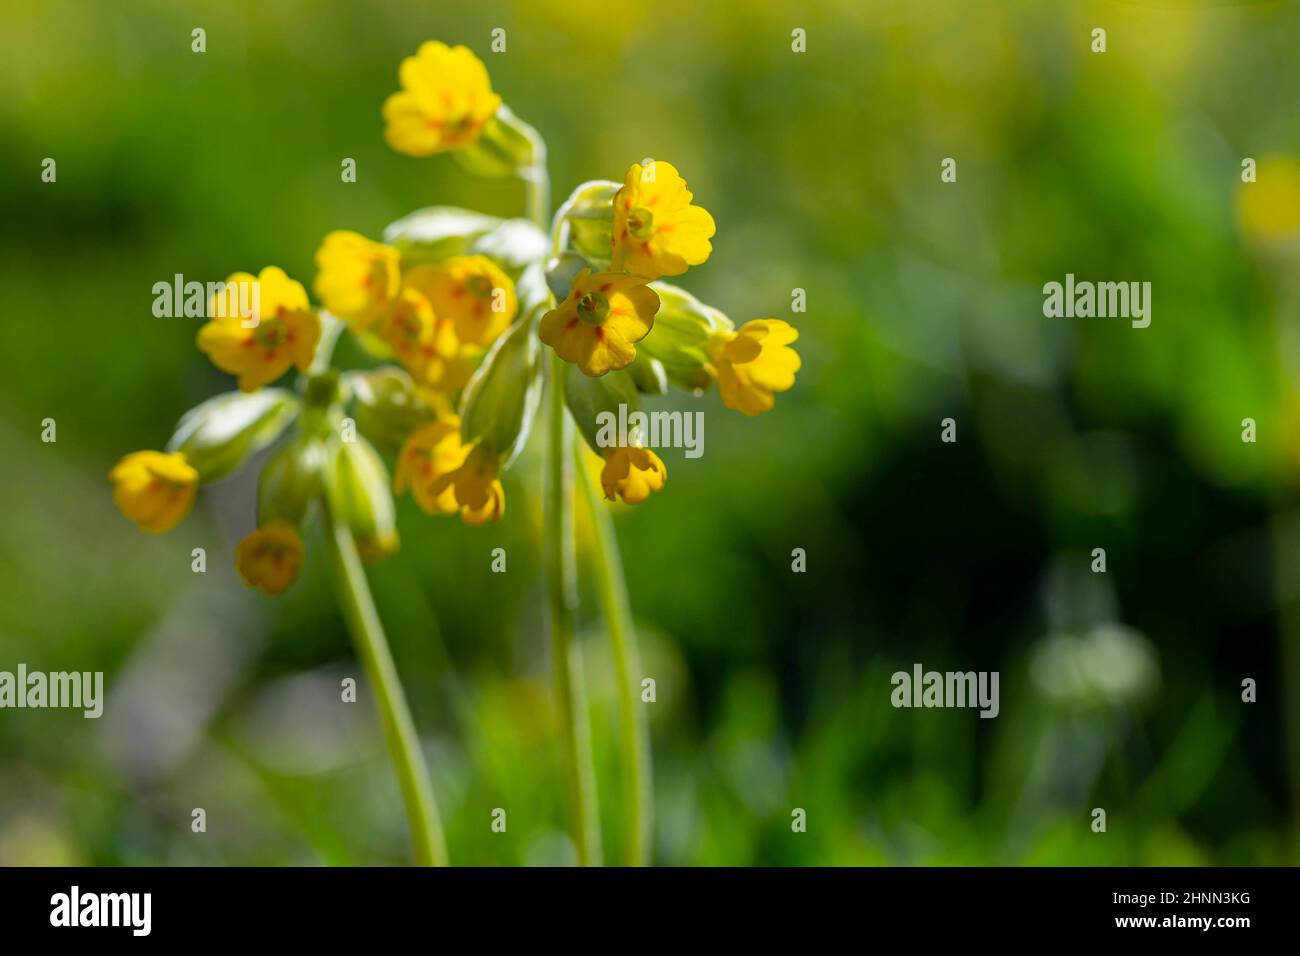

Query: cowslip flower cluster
left=112, top=39, right=801, bottom=597
left=540, top=160, right=801, bottom=503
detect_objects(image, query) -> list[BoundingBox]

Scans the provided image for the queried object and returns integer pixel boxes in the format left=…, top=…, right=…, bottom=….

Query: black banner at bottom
left=0, top=866, right=1289, bottom=941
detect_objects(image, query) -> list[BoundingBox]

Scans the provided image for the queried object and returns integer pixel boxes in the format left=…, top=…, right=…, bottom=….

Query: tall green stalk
left=529, top=155, right=602, bottom=865
left=545, top=350, right=603, bottom=865
left=323, top=508, right=448, bottom=866
left=577, top=460, right=653, bottom=865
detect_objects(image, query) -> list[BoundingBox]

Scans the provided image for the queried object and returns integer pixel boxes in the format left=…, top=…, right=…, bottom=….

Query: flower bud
left=350, top=367, right=437, bottom=457
left=459, top=298, right=544, bottom=468
left=563, top=363, right=640, bottom=454
left=452, top=105, right=544, bottom=179
left=324, top=435, right=399, bottom=561
left=383, top=206, right=503, bottom=265
left=639, top=282, right=734, bottom=393
left=544, top=251, right=589, bottom=303
left=556, top=180, right=620, bottom=266
left=257, top=435, right=325, bottom=526
left=469, top=219, right=549, bottom=279
left=299, top=369, right=346, bottom=440
left=626, top=352, right=668, bottom=395
left=168, top=388, right=299, bottom=482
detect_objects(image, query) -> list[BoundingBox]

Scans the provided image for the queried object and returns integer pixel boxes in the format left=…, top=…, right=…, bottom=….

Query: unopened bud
left=168, top=388, right=299, bottom=482
left=324, top=435, right=399, bottom=561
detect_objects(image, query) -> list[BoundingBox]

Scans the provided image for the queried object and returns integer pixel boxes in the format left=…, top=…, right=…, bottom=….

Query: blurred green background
left=2, top=0, right=1299, bottom=865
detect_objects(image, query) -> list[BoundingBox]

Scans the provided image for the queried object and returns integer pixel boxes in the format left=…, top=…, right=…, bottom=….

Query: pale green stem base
left=323, top=509, right=448, bottom=867
left=577, top=459, right=653, bottom=865
left=546, top=352, right=603, bottom=865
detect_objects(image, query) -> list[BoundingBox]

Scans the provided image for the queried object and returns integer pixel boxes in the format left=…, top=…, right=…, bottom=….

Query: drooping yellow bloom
left=383, top=41, right=501, bottom=157
left=539, top=269, right=660, bottom=376
left=110, top=450, right=198, bottom=533
left=416, top=255, right=516, bottom=348
left=394, top=421, right=504, bottom=525
left=197, top=267, right=320, bottom=392
left=313, top=231, right=401, bottom=332
left=1237, top=155, right=1300, bottom=243
left=612, top=161, right=716, bottom=278
left=436, top=442, right=505, bottom=525
left=708, top=319, right=801, bottom=416
left=601, top=446, right=667, bottom=505
left=235, top=521, right=303, bottom=595
left=376, top=277, right=474, bottom=393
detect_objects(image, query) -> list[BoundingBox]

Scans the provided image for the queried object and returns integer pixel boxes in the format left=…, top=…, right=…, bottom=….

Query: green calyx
left=627, top=207, right=654, bottom=240
left=577, top=290, right=610, bottom=325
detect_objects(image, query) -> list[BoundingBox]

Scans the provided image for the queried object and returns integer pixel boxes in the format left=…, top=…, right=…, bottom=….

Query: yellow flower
left=110, top=450, right=198, bottom=533
left=612, top=161, right=716, bottom=278
left=1237, top=155, right=1300, bottom=243
left=600, top=446, right=667, bottom=505
left=382, top=41, right=501, bottom=157
left=708, top=319, right=801, bottom=416
left=539, top=269, right=660, bottom=376
left=377, top=277, right=474, bottom=392
left=394, top=421, right=504, bottom=525
left=236, top=521, right=303, bottom=595
left=313, top=231, right=401, bottom=332
left=197, top=267, right=321, bottom=392
left=417, top=255, right=516, bottom=348
left=437, top=442, right=505, bottom=525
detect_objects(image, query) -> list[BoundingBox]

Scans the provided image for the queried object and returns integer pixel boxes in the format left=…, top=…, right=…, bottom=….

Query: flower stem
left=529, top=130, right=601, bottom=865
left=576, top=459, right=653, bottom=865
left=545, top=350, right=602, bottom=865
left=526, top=166, right=550, bottom=236
left=322, top=507, right=448, bottom=867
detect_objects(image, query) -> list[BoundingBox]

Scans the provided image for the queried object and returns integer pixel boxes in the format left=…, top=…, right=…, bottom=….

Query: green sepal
left=167, top=388, right=299, bottom=482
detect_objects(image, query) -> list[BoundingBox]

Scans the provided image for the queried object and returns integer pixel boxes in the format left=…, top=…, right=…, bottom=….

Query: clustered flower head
left=111, top=40, right=801, bottom=594
left=541, top=157, right=800, bottom=502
